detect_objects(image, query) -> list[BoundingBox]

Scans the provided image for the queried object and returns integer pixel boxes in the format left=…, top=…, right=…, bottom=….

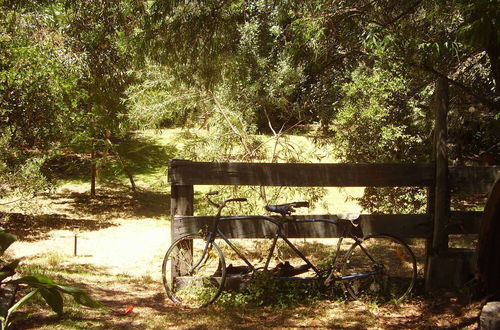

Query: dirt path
left=10, top=219, right=170, bottom=280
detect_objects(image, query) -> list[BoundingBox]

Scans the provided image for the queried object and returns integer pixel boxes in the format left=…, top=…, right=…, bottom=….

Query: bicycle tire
left=340, top=234, right=417, bottom=302
left=162, top=234, right=227, bottom=308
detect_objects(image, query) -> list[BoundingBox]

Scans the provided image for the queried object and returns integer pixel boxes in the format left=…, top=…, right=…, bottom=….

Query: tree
left=143, top=0, right=368, bottom=132
left=354, top=0, right=499, bottom=164
left=62, top=0, right=144, bottom=195
left=0, top=2, right=85, bottom=199
left=1, top=0, right=147, bottom=198
left=142, top=0, right=498, bottom=212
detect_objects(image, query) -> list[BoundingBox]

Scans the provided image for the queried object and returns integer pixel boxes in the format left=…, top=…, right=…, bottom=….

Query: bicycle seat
left=265, top=201, right=309, bottom=215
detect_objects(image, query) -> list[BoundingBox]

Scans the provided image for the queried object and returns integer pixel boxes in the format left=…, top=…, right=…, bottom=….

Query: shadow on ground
left=15, top=292, right=481, bottom=329
left=0, top=212, right=116, bottom=242
left=12, top=259, right=482, bottom=330
left=49, top=185, right=170, bottom=219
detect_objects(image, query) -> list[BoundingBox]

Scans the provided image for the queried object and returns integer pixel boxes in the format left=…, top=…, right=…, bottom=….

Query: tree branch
left=210, top=93, right=253, bottom=159
left=412, top=61, right=498, bottom=109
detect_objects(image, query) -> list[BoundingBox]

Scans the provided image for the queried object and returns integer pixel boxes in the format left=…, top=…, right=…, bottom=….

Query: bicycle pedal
left=272, top=262, right=311, bottom=276
left=226, top=264, right=252, bottom=275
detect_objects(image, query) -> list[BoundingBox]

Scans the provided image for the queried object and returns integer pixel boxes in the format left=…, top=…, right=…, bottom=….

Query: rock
left=481, top=301, right=500, bottom=330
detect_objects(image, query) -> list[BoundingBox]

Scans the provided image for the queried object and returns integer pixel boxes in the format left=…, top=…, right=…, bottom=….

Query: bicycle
left=162, top=192, right=417, bottom=308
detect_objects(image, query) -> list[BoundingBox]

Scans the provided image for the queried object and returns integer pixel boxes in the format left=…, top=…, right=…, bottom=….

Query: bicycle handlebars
left=204, top=192, right=247, bottom=210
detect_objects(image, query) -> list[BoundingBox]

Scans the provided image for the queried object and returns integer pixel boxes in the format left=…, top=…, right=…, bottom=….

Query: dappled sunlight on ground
left=10, top=219, right=169, bottom=280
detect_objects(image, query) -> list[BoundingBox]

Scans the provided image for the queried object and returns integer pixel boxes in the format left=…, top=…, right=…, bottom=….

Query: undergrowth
left=217, top=271, right=342, bottom=308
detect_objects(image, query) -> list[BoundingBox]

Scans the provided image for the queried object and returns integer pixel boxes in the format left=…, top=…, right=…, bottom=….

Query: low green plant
left=0, top=230, right=107, bottom=329
left=221, top=270, right=323, bottom=308
left=367, top=300, right=380, bottom=313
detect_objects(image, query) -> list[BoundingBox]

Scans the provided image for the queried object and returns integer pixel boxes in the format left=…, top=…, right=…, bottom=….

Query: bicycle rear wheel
left=162, top=234, right=226, bottom=308
left=340, top=234, right=416, bottom=302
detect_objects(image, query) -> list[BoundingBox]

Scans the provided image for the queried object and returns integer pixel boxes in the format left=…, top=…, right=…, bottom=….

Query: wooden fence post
left=425, top=78, right=450, bottom=291
left=433, top=78, right=450, bottom=253
left=170, top=160, right=194, bottom=278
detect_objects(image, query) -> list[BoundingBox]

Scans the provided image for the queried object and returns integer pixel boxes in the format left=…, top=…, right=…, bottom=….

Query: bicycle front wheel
left=340, top=234, right=416, bottom=302
left=162, top=234, right=226, bottom=308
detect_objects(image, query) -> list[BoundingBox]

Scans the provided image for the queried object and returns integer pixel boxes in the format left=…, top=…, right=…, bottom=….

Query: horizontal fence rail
left=450, top=166, right=500, bottom=195
left=173, top=213, right=482, bottom=240
left=169, top=160, right=496, bottom=241
left=169, top=160, right=498, bottom=192
left=173, top=214, right=434, bottom=239
left=169, top=160, right=435, bottom=187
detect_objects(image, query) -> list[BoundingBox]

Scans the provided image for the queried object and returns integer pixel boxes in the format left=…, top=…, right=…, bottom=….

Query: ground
left=1, top=184, right=482, bottom=329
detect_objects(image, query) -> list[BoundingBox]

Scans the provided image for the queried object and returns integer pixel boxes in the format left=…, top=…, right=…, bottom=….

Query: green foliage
left=358, top=187, right=427, bottom=214
left=62, top=0, right=142, bottom=144
left=455, top=0, right=500, bottom=50
left=0, top=0, right=146, bottom=196
left=1, top=0, right=498, bottom=211
left=126, top=63, right=211, bottom=129
left=219, top=270, right=322, bottom=308
left=0, top=230, right=106, bottom=330
left=144, top=0, right=362, bottom=131
left=0, top=4, right=83, bottom=198
left=0, top=135, right=52, bottom=200
left=332, top=66, right=431, bottom=212
left=332, top=65, right=431, bottom=163
left=0, top=6, right=85, bottom=150
left=141, top=0, right=498, bottom=212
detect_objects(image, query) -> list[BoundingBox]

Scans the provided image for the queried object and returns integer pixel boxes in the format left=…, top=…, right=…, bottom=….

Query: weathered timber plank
left=173, top=214, right=432, bottom=239
left=448, top=211, right=483, bottom=234
left=169, top=160, right=435, bottom=187
left=450, top=166, right=500, bottom=195
left=359, top=214, right=432, bottom=238
left=173, top=215, right=345, bottom=239
left=170, top=184, right=194, bottom=278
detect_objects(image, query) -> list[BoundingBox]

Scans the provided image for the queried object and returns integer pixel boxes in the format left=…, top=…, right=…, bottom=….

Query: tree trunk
left=486, top=32, right=500, bottom=100
left=120, top=165, right=136, bottom=193
left=90, top=149, right=97, bottom=197
left=477, top=176, right=500, bottom=298
left=105, top=138, right=136, bottom=193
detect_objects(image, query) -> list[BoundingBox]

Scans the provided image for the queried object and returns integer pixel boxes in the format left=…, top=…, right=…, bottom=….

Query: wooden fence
left=168, top=79, right=499, bottom=290
left=169, top=159, right=498, bottom=288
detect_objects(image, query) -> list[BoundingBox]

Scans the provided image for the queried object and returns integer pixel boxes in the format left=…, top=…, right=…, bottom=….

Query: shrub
left=0, top=230, right=107, bottom=329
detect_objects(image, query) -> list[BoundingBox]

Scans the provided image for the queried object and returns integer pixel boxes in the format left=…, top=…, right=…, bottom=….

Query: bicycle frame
left=196, top=213, right=363, bottom=282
